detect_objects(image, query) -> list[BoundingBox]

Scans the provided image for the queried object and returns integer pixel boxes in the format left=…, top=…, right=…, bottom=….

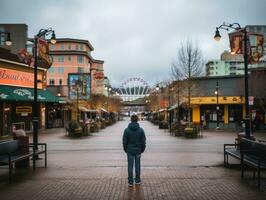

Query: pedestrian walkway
left=0, top=119, right=265, bottom=200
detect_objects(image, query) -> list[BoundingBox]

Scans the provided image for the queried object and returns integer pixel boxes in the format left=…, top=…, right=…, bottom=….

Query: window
left=77, top=56, right=84, bottom=63
left=60, top=43, right=64, bottom=50
left=80, top=44, right=84, bottom=50
left=58, top=67, right=64, bottom=74
left=68, top=43, right=71, bottom=50
left=0, top=27, right=5, bottom=45
left=48, top=67, right=55, bottom=74
left=77, top=67, right=84, bottom=73
left=67, top=56, right=71, bottom=61
left=58, top=56, right=64, bottom=62
left=76, top=44, right=79, bottom=50
left=50, top=44, right=55, bottom=50
left=49, top=79, right=55, bottom=85
left=59, top=79, right=62, bottom=85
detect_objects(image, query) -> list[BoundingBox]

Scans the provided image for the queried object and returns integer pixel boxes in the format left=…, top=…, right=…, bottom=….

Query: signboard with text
left=0, top=67, right=43, bottom=89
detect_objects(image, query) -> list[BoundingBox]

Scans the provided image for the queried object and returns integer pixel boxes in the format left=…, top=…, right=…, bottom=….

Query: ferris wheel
left=119, top=77, right=150, bottom=101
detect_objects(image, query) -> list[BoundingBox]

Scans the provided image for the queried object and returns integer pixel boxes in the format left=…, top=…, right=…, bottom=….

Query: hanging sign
left=248, top=33, right=264, bottom=63
left=38, top=38, right=53, bottom=68
left=229, top=30, right=244, bottom=55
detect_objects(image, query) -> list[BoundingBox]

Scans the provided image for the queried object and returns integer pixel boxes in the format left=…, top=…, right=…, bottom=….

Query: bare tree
left=171, top=40, right=205, bottom=122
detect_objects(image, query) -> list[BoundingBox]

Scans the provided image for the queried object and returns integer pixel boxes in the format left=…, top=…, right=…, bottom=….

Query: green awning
left=0, top=86, right=62, bottom=103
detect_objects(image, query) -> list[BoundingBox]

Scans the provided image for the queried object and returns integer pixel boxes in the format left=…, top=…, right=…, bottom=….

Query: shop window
left=201, top=105, right=224, bottom=122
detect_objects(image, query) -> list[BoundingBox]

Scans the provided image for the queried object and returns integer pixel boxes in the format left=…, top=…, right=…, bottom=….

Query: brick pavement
left=0, top=119, right=265, bottom=200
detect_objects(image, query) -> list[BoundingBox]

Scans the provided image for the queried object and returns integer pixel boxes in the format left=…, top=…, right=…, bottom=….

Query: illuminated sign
left=0, top=67, right=43, bottom=89
left=16, top=106, right=32, bottom=114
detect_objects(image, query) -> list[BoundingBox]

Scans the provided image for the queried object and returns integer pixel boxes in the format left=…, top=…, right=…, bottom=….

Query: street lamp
left=214, top=22, right=251, bottom=138
left=214, top=81, right=219, bottom=130
left=74, top=80, right=82, bottom=122
left=33, top=28, right=56, bottom=157
left=105, top=87, right=112, bottom=111
left=0, top=31, right=12, bottom=46
left=156, top=84, right=160, bottom=111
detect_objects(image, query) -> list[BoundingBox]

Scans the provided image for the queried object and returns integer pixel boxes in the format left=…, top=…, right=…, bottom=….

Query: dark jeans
left=127, top=153, right=141, bottom=184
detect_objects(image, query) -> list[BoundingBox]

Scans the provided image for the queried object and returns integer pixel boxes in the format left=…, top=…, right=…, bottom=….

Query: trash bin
left=13, top=130, right=30, bottom=168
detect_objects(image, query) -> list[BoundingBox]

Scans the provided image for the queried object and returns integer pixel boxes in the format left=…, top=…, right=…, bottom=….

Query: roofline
left=53, top=38, right=94, bottom=51
left=27, top=38, right=94, bottom=51
left=93, top=59, right=104, bottom=64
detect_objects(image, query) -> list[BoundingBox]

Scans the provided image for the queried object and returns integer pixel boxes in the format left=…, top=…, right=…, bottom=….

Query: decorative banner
left=68, top=73, right=91, bottom=100
left=229, top=30, right=243, bottom=54
left=38, top=38, right=53, bottom=68
left=0, top=67, right=43, bottom=89
left=248, top=33, right=264, bottom=63
left=93, top=71, right=104, bottom=80
left=18, top=49, right=33, bottom=66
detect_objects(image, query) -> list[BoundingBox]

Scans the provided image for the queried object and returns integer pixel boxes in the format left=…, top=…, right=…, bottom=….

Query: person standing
left=123, top=115, right=146, bottom=186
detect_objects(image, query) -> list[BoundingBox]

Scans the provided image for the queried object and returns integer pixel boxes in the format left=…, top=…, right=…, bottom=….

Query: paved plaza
left=0, top=119, right=266, bottom=200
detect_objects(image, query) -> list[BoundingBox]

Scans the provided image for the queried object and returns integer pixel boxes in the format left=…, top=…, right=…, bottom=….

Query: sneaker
left=128, top=183, right=133, bottom=187
left=135, top=181, right=141, bottom=185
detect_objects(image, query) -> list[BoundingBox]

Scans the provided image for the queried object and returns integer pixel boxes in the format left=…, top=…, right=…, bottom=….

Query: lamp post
left=33, top=28, right=56, bottom=155
left=74, top=80, right=83, bottom=122
left=214, top=81, right=219, bottom=129
left=0, top=31, right=12, bottom=46
left=156, top=84, right=160, bottom=111
left=214, top=22, right=251, bottom=138
left=105, top=87, right=112, bottom=111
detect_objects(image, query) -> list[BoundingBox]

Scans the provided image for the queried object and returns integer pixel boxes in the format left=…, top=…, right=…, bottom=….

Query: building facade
left=0, top=24, right=28, bottom=54
left=206, top=51, right=266, bottom=76
left=0, top=47, right=61, bottom=136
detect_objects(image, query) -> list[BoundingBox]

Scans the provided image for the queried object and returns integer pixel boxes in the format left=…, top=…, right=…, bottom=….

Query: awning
left=0, top=85, right=62, bottom=103
left=100, top=108, right=108, bottom=113
left=168, top=104, right=179, bottom=111
left=79, top=106, right=98, bottom=113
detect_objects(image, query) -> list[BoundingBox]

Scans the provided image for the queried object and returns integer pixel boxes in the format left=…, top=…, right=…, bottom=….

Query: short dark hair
left=131, top=115, right=138, bottom=122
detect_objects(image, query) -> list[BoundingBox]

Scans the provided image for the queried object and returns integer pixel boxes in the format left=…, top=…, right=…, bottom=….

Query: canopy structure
left=0, top=85, right=62, bottom=103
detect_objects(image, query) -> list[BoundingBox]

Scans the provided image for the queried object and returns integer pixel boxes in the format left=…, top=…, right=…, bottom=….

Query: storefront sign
left=0, top=67, right=42, bottom=88
left=16, top=106, right=32, bottom=114
left=191, top=96, right=244, bottom=105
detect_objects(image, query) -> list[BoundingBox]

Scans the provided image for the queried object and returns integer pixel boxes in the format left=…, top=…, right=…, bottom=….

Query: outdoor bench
left=0, top=140, right=47, bottom=180
left=224, top=138, right=266, bottom=189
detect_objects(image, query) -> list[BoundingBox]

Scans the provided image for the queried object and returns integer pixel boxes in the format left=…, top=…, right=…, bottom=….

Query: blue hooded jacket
left=123, top=122, right=146, bottom=155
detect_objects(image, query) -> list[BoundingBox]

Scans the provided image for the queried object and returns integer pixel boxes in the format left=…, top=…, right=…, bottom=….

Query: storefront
left=191, top=96, right=245, bottom=130
left=0, top=48, right=62, bottom=136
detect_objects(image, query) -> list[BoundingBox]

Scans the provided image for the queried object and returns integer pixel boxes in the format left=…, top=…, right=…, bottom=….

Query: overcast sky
left=0, top=0, right=265, bottom=87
